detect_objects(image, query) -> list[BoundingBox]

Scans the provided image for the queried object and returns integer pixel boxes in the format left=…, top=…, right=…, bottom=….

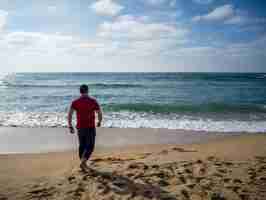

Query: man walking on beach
left=68, top=84, right=102, bottom=171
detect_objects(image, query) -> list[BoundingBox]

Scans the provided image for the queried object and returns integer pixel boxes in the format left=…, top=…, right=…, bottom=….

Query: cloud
left=192, top=4, right=266, bottom=26
left=90, top=0, right=124, bottom=16
left=0, top=1, right=264, bottom=73
left=145, top=0, right=177, bottom=7
left=0, top=30, right=121, bottom=59
left=0, top=10, right=8, bottom=30
left=144, top=10, right=183, bottom=22
left=1, top=31, right=75, bottom=55
left=192, top=0, right=214, bottom=4
left=172, top=34, right=266, bottom=58
left=47, top=6, right=57, bottom=13
left=146, top=0, right=167, bottom=5
left=97, top=15, right=189, bottom=41
left=169, top=0, right=176, bottom=7
left=224, top=14, right=266, bottom=25
left=224, top=15, right=246, bottom=25
left=192, top=4, right=234, bottom=22
left=1, top=30, right=265, bottom=73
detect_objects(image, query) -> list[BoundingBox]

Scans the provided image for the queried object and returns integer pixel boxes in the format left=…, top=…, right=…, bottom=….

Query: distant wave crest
left=105, top=103, right=266, bottom=114
left=0, top=82, right=144, bottom=89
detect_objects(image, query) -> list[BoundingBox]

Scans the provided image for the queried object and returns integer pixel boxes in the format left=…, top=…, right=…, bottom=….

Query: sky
left=0, top=0, right=265, bottom=72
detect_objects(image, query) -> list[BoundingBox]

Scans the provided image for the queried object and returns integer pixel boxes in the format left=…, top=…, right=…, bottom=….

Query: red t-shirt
left=71, top=96, right=100, bottom=128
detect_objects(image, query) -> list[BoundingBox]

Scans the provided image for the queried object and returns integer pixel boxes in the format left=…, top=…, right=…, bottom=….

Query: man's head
left=80, top=84, right=89, bottom=94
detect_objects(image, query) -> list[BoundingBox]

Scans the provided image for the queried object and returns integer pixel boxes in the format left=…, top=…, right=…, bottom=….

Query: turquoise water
left=0, top=72, right=266, bottom=132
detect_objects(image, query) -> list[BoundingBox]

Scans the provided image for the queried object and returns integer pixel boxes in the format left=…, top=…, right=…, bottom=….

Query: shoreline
left=1, top=125, right=266, bottom=134
left=0, top=126, right=261, bottom=155
left=1, top=120, right=266, bottom=133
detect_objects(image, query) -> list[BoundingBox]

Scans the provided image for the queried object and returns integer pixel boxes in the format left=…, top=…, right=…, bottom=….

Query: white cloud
left=192, top=4, right=234, bottom=22
left=140, top=10, right=182, bottom=23
left=224, top=15, right=266, bottom=25
left=224, top=15, right=246, bottom=25
left=0, top=14, right=190, bottom=67
left=192, top=4, right=266, bottom=26
left=169, top=34, right=266, bottom=58
left=1, top=31, right=75, bottom=55
left=47, top=6, right=57, bottom=13
left=97, top=15, right=189, bottom=41
left=0, top=1, right=264, bottom=73
left=1, top=29, right=265, bottom=73
left=90, top=0, right=124, bottom=16
left=4, top=31, right=73, bottom=45
left=0, top=10, right=8, bottom=30
left=169, top=0, right=176, bottom=7
left=146, top=0, right=177, bottom=7
left=146, top=0, right=167, bottom=5
left=192, top=0, right=214, bottom=4
left=0, top=30, right=123, bottom=61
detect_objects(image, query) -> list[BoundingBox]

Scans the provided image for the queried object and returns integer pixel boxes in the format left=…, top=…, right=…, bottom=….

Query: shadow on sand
left=80, top=167, right=177, bottom=200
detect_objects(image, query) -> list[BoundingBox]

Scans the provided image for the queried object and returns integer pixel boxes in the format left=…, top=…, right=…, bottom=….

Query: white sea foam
left=0, top=111, right=266, bottom=133
left=0, top=72, right=16, bottom=86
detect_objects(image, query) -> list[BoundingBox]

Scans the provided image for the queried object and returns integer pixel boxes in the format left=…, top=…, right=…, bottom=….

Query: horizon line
left=4, top=71, right=266, bottom=74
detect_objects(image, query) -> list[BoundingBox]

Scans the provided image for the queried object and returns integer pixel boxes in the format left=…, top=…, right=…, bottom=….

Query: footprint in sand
left=172, top=147, right=197, bottom=152
left=128, top=162, right=149, bottom=170
left=192, top=161, right=207, bottom=178
left=68, top=175, right=76, bottom=183
left=73, top=184, right=85, bottom=198
left=137, top=152, right=153, bottom=159
left=180, top=188, right=190, bottom=199
left=223, top=178, right=231, bottom=183
left=158, top=150, right=169, bottom=155
left=217, top=168, right=228, bottom=174
left=233, top=178, right=242, bottom=184
left=23, top=155, right=266, bottom=200
left=28, top=186, right=56, bottom=198
left=92, top=157, right=135, bottom=164
left=223, top=161, right=234, bottom=166
left=255, top=156, right=266, bottom=161
left=257, top=165, right=266, bottom=173
left=247, top=168, right=257, bottom=182
left=207, top=156, right=216, bottom=161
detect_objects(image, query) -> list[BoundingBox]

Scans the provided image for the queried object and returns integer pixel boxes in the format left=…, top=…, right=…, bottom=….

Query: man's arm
left=68, top=107, right=75, bottom=133
left=96, top=109, right=103, bottom=127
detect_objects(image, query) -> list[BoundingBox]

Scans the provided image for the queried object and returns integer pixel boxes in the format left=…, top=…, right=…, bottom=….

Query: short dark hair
left=80, top=84, right=88, bottom=94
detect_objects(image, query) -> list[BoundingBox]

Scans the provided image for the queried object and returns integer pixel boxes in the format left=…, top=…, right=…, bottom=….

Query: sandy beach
left=0, top=128, right=265, bottom=200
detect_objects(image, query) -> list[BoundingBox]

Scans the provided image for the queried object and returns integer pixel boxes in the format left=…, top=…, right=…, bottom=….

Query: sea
left=0, top=72, right=266, bottom=133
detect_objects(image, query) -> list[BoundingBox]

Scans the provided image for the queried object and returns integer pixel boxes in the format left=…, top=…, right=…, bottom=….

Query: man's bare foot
left=80, top=162, right=90, bottom=172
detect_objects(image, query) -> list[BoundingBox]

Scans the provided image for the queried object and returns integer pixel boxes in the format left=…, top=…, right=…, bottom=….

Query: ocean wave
left=104, top=103, right=266, bottom=114
left=0, top=111, right=265, bottom=132
left=256, top=75, right=266, bottom=79
left=0, top=82, right=144, bottom=89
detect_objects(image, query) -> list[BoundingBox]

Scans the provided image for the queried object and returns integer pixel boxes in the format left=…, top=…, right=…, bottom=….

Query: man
left=68, top=84, right=102, bottom=172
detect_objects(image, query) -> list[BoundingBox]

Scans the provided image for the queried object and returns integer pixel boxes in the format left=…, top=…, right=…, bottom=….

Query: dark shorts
left=77, top=128, right=96, bottom=160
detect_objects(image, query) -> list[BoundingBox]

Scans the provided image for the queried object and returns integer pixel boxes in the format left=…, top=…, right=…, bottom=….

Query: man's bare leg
left=80, top=152, right=90, bottom=172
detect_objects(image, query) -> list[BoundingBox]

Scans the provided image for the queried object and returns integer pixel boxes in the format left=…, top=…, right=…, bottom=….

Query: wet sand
left=0, top=127, right=230, bottom=154
left=0, top=128, right=266, bottom=200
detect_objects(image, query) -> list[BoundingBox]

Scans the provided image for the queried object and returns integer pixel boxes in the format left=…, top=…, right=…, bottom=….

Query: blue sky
left=0, top=0, right=265, bottom=72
